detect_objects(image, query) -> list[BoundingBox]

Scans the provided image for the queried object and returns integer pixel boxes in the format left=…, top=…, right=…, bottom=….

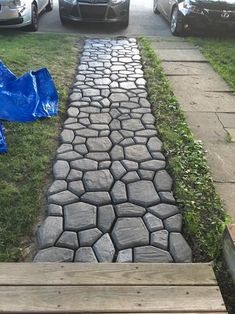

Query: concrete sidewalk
left=150, top=38, right=235, bottom=223
left=150, top=37, right=235, bottom=282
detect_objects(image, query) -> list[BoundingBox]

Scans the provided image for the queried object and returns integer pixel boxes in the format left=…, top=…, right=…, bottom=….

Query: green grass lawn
left=191, top=37, right=235, bottom=91
left=0, top=33, right=77, bottom=261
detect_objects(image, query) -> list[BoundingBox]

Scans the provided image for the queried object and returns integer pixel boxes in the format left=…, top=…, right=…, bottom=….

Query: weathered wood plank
left=0, top=286, right=226, bottom=313
left=0, top=263, right=216, bottom=286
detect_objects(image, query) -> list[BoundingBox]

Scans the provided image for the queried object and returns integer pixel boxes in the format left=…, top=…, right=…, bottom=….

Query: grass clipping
left=139, top=38, right=228, bottom=261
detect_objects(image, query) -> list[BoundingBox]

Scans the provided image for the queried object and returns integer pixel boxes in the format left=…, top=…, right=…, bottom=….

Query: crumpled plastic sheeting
left=0, top=61, right=58, bottom=154
left=0, top=123, right=7, bottom=153
left=0, top=61, right=58, bottom=122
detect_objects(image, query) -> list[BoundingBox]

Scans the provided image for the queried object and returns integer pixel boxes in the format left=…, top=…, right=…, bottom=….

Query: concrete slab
left=205, top=143, right=235, bottom=183
left=185, top=112, right=227, bottom=143
left=171, top=89, right=235, bottom=113
left=168, top=74, right=231, bottom=93
left=215, top=183, right=235, bottom=221
left=162, top=62, right=218, bottom=76
left=156, top=49, right=207, bottom=62
left=218, top=113, right=235, bottom=128
left=151, top=41, right=197, bottom=50
left=185, top=112, right=235, bottom=182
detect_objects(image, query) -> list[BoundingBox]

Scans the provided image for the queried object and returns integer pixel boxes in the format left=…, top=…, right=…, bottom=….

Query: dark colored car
left=59, top=0, right=130, bottom=27
left=153, top=0, right=235, bottom=35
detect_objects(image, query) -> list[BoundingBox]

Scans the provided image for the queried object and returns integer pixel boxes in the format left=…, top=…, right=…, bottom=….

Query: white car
left=0, top=0, right=53, bottom=31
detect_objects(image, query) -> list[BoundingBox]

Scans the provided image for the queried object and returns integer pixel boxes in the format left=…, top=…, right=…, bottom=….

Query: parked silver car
left=0, top=0, right=53, bottom=31
left=59, top=0, right=130, bottom=27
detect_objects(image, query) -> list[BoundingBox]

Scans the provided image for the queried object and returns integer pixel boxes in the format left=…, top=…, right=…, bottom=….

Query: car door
left=166, top=0, right=173, bottom=19
left=165, top=0, right=180, bottom=21
left=156, top=0, right=165, bottom=16
left=160, top=0, right=170, bottom=17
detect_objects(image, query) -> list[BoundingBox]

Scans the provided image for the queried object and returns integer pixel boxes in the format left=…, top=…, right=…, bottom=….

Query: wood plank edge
left=0, top=283, right=219, bottom=287
left=1, top=309, right=228, bottom=314
left=0, top=263, right=217, bottom=286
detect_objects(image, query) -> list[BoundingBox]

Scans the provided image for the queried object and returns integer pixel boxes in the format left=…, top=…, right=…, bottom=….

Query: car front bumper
left=179, top=8, right=235, bottom=30
left=59, top=0, right=129, bottom=23
left=0, top=3, right=31, bottom=28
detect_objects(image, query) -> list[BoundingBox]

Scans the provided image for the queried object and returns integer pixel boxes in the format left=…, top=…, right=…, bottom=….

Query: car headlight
left=8, top=0, right=25, bottom=8
left=183, top=0, right=204, bottom=14
left=110, top=0, right=127, bottom=5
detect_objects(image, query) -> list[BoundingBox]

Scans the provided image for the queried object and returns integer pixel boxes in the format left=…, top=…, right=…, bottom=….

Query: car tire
left=46, top=0, right=53, bottom=12
left=28, top=4, right=38, bottom=32
left=170, top=7, right=184, bottom=36
left=153, top=0, right=160, bottom=14
left=60, top=14, right=70, bottom=25
left=120, top=14, right=129, bottom=28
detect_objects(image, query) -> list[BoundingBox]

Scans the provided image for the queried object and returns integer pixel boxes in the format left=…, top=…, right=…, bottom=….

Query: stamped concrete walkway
left=34, top=38, right=192, bottom=263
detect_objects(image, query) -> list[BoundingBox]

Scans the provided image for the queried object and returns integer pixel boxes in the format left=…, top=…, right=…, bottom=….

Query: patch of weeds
left=226, top=132, right=232, bottom=143
left=139, top=37, right=228, bottom=261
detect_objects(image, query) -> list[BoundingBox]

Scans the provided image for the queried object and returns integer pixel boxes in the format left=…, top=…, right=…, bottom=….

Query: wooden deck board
left=0, top=263, right=227, bottom=314
left=0, top=286, right=225, bottom=313
left=0, top=263, right=216, bottom=286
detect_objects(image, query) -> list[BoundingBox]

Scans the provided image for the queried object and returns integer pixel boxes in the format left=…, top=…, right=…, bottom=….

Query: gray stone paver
left=37, top=216, right=63, bottom=249
left=117, top=249, right=133, bottom=263
left=57, top=231, right=79, bottom=250
left=151, top=230, right=169, bottom=250
left=75, top=247, right=97, bottom=263
left=134, top=246, right=173, bottom=263
left=112, top=217, right=149, bottom=250
left=34, top=38, right=192, bottom=263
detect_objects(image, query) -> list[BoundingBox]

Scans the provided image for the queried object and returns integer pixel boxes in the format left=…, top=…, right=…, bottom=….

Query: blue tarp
left=0, top=123, right=7, bottom=154
left=0, top=61, right=58, bottom=122
left=0, top=61, right=58, bottom=153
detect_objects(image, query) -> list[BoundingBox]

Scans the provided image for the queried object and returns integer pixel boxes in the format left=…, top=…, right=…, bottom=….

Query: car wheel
left=120, top=14, right=129, bottom=28
left=28, top=4, right=38, bottom=32
left=46, top=0, right=53, bottom=12
left=153, top=0, right=160, bottom=14
left=170, top=7, right=184, bottom=36
left=60, top=14, right=70, bottom=25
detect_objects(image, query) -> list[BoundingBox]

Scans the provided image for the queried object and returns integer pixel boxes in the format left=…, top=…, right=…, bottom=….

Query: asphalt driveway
left=38, top=0, right=171, bottom=37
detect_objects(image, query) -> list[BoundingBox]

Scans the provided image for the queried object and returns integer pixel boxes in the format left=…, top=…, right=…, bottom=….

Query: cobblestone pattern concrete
left=34, top=39, right=192, bottom=263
